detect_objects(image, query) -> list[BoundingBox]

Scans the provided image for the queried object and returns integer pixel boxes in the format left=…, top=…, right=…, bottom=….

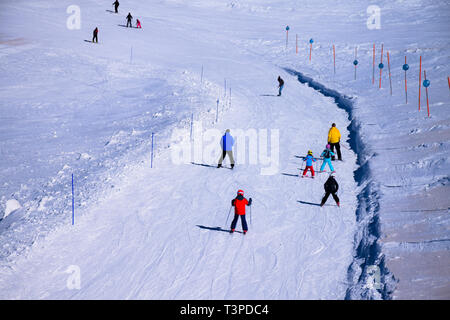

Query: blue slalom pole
left=71, top=174, right=74, bottom=225
left=151, top=132, right=154, bottom=168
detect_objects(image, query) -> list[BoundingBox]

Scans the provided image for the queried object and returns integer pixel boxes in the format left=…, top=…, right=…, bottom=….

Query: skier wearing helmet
left=302, top=150, right=316, bottom=178
left=320, top=144, right=335, bottom=173
left=230, top=189, right=252, bottom=234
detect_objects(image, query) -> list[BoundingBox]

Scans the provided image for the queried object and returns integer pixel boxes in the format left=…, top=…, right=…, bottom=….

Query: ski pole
left=249, top=206, right=252, bottom=225
left=225, top=205, right=232, bottom=226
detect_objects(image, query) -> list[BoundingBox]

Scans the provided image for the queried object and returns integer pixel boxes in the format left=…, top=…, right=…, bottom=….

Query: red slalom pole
left=387, top=51, right=392, bottom=95
left=424, top=70, right=430, bottom=117
left=447, top=76, right=450, bottom=91
left=296, top=34, right=298, bottom=54
left=309, top=43, right=312, bottom=61
left=418, top=56, right=422, bottom=111
left=379, top=44, right=384, bottom=88
left=372, top=44, right=375, bottom=85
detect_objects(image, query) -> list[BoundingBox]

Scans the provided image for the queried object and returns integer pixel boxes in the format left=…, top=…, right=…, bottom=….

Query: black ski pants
left=321, top=192, right=339, bottom=206
left=231, top=214, right=248, bottom=232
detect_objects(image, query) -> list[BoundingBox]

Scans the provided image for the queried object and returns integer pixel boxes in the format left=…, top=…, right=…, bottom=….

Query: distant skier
left=320, top=174, right=340, bottom=207
left=320, top=144, right=335, bottom=173
left=126, top=12, right=133, bottom=27
left=327, top=123, right=342, bottom=161
left=230, top=189, right=252, bottom=234
left=277, top=76, right=284, bottom=96
left=112, top=0, right=119, bottom=13
left=92, top=27, right=98, bottom=43
left=217, top=129, right=235, bottom=169
left=136, top=19, right=142, bottom=28
left=302, top=150, right=316, bottom=178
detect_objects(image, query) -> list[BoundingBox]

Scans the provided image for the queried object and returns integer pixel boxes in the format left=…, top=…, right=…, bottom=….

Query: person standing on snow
left=112, top=0, right=119, bottom=13
left=302, top=150, right=316, bottom=178
left=320, top=144, right=335, bottom=173
left=92, top=27, right=98, bottom=43
left=277, top=76, right=284, bottom=96
left=136, top=19, right=142, bottom=28
left=320, top=174, right=340, bottom=207
left=217, top=129, right=235, bottom=169
left=327, top=123, right=342, bottom=161
left=126, top=12, right=133, bottom=27
left=230, top=189, right=252, bottom=234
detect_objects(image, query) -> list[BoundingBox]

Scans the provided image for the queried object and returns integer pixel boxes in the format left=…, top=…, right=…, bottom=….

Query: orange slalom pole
left=309, top=43, right=312, bottom=61
left=424, top=70, right=430, bottom=117
left=418, top=56, right=422, bottom=111
left=379, top=44, right=384, bottom=88
left=387, top=51, right=392, bottom=95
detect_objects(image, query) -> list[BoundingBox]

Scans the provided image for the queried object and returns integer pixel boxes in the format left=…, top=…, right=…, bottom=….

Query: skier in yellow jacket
left=327, top=123, right=342, bottom=161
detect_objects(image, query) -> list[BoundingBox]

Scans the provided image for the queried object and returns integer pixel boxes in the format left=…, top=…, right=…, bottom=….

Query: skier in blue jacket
left=302, top=150, right=316, bottom=178
left=218, top=129, right=235, bottom=169
left=320, top=144, right=335, bottom=173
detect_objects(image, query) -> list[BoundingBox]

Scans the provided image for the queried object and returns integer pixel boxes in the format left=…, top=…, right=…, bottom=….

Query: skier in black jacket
left=92, top=27, right=98, bottom=43
left=320, top=175, right=340, bottom=207
left=277, top=76, right=284, bottom=96
left=112, top=0, right=119, bottom=13
left=126, top=12, right=133, bottom=27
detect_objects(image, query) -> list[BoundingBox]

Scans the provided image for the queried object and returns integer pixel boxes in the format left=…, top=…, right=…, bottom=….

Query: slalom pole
left=353, top=47, right=358, bottom=80
left=379, top=44, right=384, bottom=89
left=225, top=205, right=233, bottom=226
left=296, top=34, right=298, bottom=54
left=423, top=70, right=430, bottom=117
left=216, top=98, right=219, bottom=123
left=387, top=51, right=392, bottom=95
left=200, top=65, right=204, bottom=84
left=418, top=56, right=422, bottom=111
left=403, top=56, right=409, bottom=104
left=372, top=44, right=375, bottom=85
left=448, top=76, right=450, bottom=92
left=151, top=132, right=154, bottom=168
left=71, top=174, right=74, bottom=225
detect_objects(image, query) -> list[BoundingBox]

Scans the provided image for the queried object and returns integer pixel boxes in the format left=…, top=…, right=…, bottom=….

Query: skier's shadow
left=191, top=162, right=216, bottom=168
left=281, top=172, right=299, bottom=177
left=106, top=10, right=116, bottom=13
left=196, top=225, right=243, bottom=234
left=118, top=24, right=138, bottom=28
left=297, top=200, right=321, bottom=207
left=260, top=94, right=278, bottom=97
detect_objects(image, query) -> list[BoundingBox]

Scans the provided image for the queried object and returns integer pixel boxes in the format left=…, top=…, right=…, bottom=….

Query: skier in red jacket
left=230, top=189, right=252, bottom=234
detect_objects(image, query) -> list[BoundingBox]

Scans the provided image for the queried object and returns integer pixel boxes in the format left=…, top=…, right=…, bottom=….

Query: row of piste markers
left=285, top=26, right=450, bottom=118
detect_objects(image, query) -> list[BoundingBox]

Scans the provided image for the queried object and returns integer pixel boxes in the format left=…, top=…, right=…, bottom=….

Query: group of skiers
left=91, top=2, right=142, bottom=43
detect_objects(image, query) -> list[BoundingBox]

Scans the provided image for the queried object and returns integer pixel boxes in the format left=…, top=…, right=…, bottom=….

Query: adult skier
left=217, top=129, right=235, bottom=169
left=320, top=174, right=340, bottom=207
left=92, top=27, right=98, bottom=43
left=320, top=144, right=335, bottom=173
left=277, top=76, right=284, bottom=96
left=126, top=12, right=133, bottom=27
left=302, top=150, right=316, bottom=178
left=327, top=123, right=342, bottom=161
left=136, top=19, right=142, bottom=28
left=230, top=189, right=252, bottom=234
left=112, top=0, right=119, bottom=13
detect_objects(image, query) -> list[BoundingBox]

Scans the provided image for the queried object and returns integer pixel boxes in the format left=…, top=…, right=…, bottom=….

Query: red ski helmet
left=237, top=189, right=244, bottom=196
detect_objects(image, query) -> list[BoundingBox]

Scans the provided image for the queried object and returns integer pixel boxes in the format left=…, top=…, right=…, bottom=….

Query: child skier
left=230, top=190, right=252, bottom=234
left=320, top=144, right=335, bottom=173
left=302, top=150, right=316, bottom=178
left=136, top=19, right=142, bottom=28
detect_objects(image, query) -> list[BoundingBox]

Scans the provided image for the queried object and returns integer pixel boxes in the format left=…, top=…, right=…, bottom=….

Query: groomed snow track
left=285, top=68, right=397, bottom=300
